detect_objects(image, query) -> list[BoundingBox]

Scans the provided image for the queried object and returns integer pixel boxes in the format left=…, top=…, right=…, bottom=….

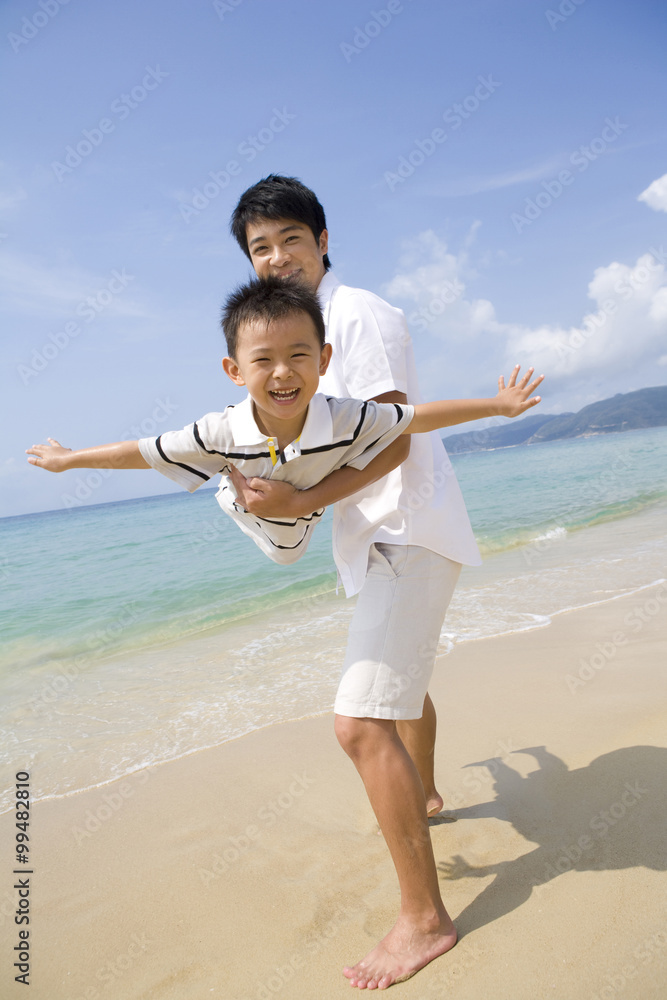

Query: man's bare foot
left=426, top=791, right=444, bottom=817
left=377, top=791, right=443, bottom=835
left=343, top=913, right=457, bottom=989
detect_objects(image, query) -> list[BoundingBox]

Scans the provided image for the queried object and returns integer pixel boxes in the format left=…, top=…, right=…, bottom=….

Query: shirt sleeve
left=335, top=289, right=411, bottom=400
left=338, top=400, right=414, bottom=471
left=138, top=413, right=232, bottom=492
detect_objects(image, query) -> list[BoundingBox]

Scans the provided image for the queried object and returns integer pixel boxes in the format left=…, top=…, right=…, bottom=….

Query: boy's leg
left=397, top=692, right=443, bottom=816
left=335, top=714, right=457, bottom=989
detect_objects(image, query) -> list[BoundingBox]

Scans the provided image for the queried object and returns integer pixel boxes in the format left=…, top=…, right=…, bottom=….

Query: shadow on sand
left=435, top=745, right=667, bottom=935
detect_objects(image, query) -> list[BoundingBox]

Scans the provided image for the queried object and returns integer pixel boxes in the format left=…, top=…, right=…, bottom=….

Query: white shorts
left=334, top=543, right=461, bottom=720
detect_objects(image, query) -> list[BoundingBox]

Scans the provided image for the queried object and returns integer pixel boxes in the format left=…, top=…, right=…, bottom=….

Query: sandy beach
left=3, top=584, right=666, bottom=1000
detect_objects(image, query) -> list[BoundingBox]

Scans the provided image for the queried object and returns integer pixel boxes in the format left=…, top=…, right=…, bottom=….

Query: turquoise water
left=2, top=427, right=666, bottom=809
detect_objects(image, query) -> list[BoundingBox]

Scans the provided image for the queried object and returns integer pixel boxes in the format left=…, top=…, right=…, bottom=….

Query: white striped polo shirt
left=138, top=392, right=413, bottom=565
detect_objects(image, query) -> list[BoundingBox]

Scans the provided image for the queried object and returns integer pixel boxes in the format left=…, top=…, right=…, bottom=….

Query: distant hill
left=442, top=386, right=667, bottom=454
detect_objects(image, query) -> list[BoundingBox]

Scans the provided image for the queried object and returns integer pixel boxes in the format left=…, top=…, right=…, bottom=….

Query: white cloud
left=504, top=253, right=667, bottom=377
left=0, top=187, right=27, bottom=213
left=382, top=228, right=505, bottom=345
left=383, top=232, right=667, bottom=396
left=0, top=248, right=150, bottom=320
left=638, top=173, right=667, bottom=213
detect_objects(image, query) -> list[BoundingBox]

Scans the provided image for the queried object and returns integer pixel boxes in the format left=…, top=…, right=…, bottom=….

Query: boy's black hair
left=230, top=174, right=331, bottom=271
left=221, top=275, right=326, bottom=360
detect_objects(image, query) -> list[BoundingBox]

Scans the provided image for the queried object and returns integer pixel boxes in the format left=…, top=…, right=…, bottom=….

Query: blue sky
left=3, top=0, right=666, bottom=516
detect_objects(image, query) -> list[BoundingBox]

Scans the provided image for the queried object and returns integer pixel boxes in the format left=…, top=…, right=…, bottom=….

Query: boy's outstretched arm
left=406, top=366, right=544, bottom=434
left=26, top=438, right=149, bottom=472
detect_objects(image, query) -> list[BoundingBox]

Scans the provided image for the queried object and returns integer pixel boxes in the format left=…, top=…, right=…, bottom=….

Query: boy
left=27, top=277, right=541, bottom=565
left=27, top=276, right=542, bottom=990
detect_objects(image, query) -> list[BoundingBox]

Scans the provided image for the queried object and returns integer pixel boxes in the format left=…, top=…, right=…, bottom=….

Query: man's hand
left=26, top=438, right=73, bottom=472
left=495, top=365, right=544, bottom=417
left=228, top=464, right=303, bottom=517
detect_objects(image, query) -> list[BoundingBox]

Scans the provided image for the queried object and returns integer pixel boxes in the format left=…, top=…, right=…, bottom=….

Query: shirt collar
left=298, top=392, right=333, bottom=449
left=227, top=393, right=333, bottom=449
left=317, top=270, right=341, bottom=327
left=227, top=395, right=268, bottom=446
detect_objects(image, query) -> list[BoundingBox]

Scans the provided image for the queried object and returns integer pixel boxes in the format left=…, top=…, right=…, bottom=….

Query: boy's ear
left=222, top=356, right=246, bottom=386
left=319, top=342, right=333, bottom=375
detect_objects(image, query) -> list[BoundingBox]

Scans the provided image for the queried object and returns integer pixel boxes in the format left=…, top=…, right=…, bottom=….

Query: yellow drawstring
left=267, top=435, right=300, bottom=467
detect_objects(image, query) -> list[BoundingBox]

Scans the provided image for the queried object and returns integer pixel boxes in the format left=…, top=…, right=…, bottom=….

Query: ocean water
left=2, top=426, right=666, bottom=811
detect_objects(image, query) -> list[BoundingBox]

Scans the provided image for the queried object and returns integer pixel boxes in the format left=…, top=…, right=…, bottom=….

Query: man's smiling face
left=245, top=217, right=328, bottom=292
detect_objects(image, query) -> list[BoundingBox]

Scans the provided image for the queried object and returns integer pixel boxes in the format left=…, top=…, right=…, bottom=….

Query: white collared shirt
left=138, top=393, right=413, bottom=566
left=317, top=271, right=481, bottom=594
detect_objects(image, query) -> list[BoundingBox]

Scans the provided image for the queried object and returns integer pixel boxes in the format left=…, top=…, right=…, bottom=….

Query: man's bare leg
left=396, top=693, right=443, bottom=816
left=335, top=714, right=457, bottom=990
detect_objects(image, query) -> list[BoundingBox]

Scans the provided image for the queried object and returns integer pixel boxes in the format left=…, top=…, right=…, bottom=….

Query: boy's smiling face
left=222, top=310, right=332, bottom=444
left=245, top=217, right=328, bottom=291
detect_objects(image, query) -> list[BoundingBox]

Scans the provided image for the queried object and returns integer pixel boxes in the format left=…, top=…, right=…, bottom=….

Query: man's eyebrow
left=248, top=224, right=303, bottom=248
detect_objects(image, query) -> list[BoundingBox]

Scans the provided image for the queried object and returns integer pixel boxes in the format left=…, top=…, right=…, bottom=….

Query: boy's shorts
left=334, top=543, right=461, bottom=720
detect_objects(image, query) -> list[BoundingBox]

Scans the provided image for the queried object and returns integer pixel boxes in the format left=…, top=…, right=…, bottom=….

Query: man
left=229, top=175, right=483, bottom=989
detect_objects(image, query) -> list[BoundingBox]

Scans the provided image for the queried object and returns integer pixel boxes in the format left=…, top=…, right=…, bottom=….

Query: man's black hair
left=230, top=174, right=331, bottom=271
left=221, top=275, right=326, bottom=360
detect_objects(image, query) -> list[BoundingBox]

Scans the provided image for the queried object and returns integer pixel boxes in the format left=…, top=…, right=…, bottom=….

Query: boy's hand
left=495, top=366, right=544, bottom=417
left=228, top=464, right=303, bottom=517
left=26, top=438, right=73, bottom=472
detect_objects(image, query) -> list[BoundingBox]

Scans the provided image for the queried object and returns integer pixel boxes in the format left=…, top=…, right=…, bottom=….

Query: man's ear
left=319, top=229, right=328, bottom=256
left=222, top=356, right=246, bottom=386
left=319, top=342, right=333, bottom=376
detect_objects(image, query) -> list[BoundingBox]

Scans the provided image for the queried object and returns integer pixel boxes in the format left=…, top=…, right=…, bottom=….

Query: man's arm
left=26, top=438, right=149, bottom=472
left=228, top=391, right=410, bottom=519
